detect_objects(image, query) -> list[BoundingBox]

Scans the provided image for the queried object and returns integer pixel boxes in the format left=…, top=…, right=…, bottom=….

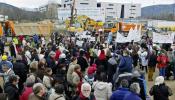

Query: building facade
left=97, top=2, right=141, bottom=21
left=59, top=0, right=141, bottom=22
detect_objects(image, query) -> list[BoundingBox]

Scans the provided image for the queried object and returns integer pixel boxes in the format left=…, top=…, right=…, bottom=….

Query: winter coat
left=77, top=56, right=88, bottom=72
left=20, top=87, right=33, bottom=100
left=118, top=56, right=133, bottom=73
left=107, top=57, right=117, bottom=82
left=148, top=54, right=157, bottom=67
left=55, top=50, right=61, bottom=60
left=48, top=93, right=65, bottom=100
left=124, top=92, right=142, bottom=100
left=157, top=55, right=169, bottom=68
left=139, top=51, right=148, bottom=66
left=13, top=60, right=27, bottom=93
left=149, top=84, right=173, bottom=100
left=72, top=72, right=81, bottom=86
left=110, top=88, right=131, bottom=100
left=76, top=92, right=95, bottom=100
left=93, top=81, right=112, bottom=100
left=2, top=68, right=15, bottom=83
left=43, top=75, right=53, bottom=89
left=4, top=82, right=19, bottom=100
left=28, top=93, right=44, bottom=100
left=83, top=75, right=94, bottom=86
left=67, top=63, right=75, bottom=84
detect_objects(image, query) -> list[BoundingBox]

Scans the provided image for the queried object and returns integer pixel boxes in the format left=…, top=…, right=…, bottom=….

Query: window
left=129, top=17, right=134, bottom=18
left=131, top=13, right=136, bottom=14
left=97, top=3, right=101, bottom=7
left=107, top=16, right=113, bottom=18
left=106, top=8, right=113, bottom=10
left=109, top=4, right=114, bottom=6
left=65, top=0, right=69, bottom=2
left=80, top=3, right=89, bottom=5
left=131, top=5, right=136, bottom=7
left=130, top=9, right=136, bottom=10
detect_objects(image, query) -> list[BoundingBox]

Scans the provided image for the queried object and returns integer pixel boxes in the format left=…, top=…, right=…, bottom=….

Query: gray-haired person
left=124, top=83, right=142, bottom=100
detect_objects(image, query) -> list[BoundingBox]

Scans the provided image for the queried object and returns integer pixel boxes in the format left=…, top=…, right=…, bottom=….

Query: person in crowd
left=130, top=70, right=147, bottom=100
left=72, top=64, right=83, bottom=94
left=110, top=79, right=130, bottom=100
left=4, top=75, right=20, bottom=100
left=49, top=84, right=66, bottom=100
left=76, top=83, right=95, bottom=100
left=0, top=55, right=13, bottom=72
left=43, top=68, right=53, bottom=90
left=98, top=48, right=107, bottom=70
left=13, top=54, right=27, bottom=94
left=83, top=64, right=96, bottom=86
left=166, top=48, right=174, bottom=80
left=0, top=39, right=5, bottom=56
left=55, top=47, right=61, bottom=60
left=1, top=64, right=15, bottom=83
left=171, top=51, right=175, bottom=80
left=131, top=49, right=139, bottom=68
left=93, top=72, right=112, bottom=100
left=25, top=48, right=32, bottom=65
left=37, top=59, right=47, bottom=80
left=77, top=50, right=88, bottom=72
left=9, top=41, right=16, bottom=58
left=139, top=47, right=148, bottom=73
left=46, top=51, right=57, bottom=74
left=107, top=53, right=117, bottom=83
left=67, top=57, right=77, bottom=84
left=20, top=75, right=35, bottom=100
left=157, top=51, right=169, bottom=77
left=148, top=50, right=157, bottom=81
left=124, top=83, right=142, bottom=100
left=31, top=49, right=39, bottom=61
left=118, top=50, right=133, bottom=74
left=149, top=76, right=173, bottom=100
left=38, top=49, right=45, bottom=60
left=28, top=83, right=46, bottom=100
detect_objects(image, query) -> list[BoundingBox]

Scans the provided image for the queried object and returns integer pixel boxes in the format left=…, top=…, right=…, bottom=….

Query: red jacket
left=55, top=50, right=61, bottom=60
left=99, top=50, right=106, bottom=60
left=20, top=87, right=33, bottom=100
left=157, top=55, right=169, bottom=68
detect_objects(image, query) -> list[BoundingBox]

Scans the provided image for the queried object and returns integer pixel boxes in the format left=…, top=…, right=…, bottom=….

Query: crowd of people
left=0, top=32, right=174, bottom=100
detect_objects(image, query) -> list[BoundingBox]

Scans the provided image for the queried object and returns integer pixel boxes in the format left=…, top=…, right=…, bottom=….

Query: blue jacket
left=118, top=56, right=133, bottom=73
left=124, top=92, right=142, bottom=100
left=110, top=88, right=131, bottom=100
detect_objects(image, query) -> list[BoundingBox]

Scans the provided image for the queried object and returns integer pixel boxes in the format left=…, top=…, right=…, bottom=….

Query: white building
left=59, top=0, right=141, bottom=22
left=61, top=0, right=97, bottom=8
left=97, top=2, right=141, bottom=21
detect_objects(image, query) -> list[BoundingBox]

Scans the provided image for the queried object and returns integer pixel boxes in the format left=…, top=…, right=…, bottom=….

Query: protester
left=77, top=50, right=88, bottom=72
left=124, top=83, right=142, bottom=100
left=0, top=55, right=13, bottom=72
left=49, top=84, right=66, bottom=100
left=43, top=68, right=53, bottom=90
left=76, top=83, right=95, bottom=100
left=118, top=50, right=133, bottom=74
left=28, top=83, right=46, bottom=100
left=149, top=76, right=173, bottom=100
left=20, top=75, right=35, bottom=100
left=110, top=79, right=130, bottom=100
left=4, top=75, right=20, bottom=100
left=93, top=72, right=112, bottom=100
left=148, top=50, right=157, bottom=81
left=157, top=51, right=169, bottom=77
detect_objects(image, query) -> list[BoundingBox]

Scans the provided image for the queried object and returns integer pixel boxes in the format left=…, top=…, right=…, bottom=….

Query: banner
left=153, top=32, right=173, bottom=43
left=115, top=32, right=128, bottom=43
left=127, top=25, right=141, bottom=42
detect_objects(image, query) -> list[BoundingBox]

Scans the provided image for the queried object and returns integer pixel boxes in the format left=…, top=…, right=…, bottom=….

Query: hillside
left=0, top=3, right=45, bottom=21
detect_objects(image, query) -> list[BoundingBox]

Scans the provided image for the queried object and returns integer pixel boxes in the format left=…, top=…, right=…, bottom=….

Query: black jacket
left=4, top=82, right=20, bottom=100
left=77, top=56, right=88, bottom=72
left=149, top=84, right=173, bottom=100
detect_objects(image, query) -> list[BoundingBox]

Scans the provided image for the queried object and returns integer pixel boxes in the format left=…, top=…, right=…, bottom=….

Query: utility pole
left=70, top=0, right=76, bottom=27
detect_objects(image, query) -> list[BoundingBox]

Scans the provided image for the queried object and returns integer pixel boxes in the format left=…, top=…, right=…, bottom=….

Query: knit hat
left=87, top=66, right=97, bottom=75
left=2, top=55, right=7, bottom=61
left=155, top=76, right=164, bottom=85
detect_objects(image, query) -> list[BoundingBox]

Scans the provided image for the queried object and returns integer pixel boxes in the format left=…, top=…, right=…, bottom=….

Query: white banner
left=115, top=32, right=128, bottom=43
left=127, top=25, right=141, bottom=42
left=76, top=40, right=84, bottom=47
left=153, top=32, right=173, bottom=43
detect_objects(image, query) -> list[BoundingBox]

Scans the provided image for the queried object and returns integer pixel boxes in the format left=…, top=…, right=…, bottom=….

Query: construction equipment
left=0, top=20, right=16, bottom=36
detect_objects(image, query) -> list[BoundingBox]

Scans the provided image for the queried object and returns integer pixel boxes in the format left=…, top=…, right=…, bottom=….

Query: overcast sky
left=0, top=0, right=174, bottom=8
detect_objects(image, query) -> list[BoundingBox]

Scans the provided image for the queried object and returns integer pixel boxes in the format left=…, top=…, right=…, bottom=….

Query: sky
left=0, top=0, right=174, bottom=8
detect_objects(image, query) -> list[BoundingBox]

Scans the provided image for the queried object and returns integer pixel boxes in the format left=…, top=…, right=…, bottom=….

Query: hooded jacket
left=118, top=56, right=133, bottom=73
left=93, top=81, right=112, bottom=100
left=4, top=82, right=19, bottom=100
